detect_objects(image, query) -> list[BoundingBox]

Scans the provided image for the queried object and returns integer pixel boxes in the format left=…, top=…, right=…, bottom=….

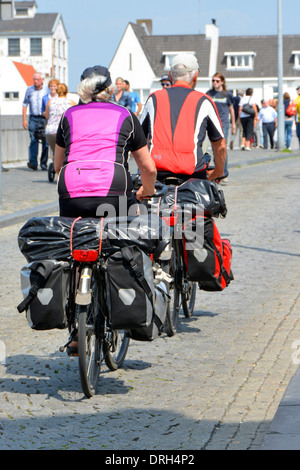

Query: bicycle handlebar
left=131, top=173, right=168, bottom=198
left=205, top=152, right=228, bottom=182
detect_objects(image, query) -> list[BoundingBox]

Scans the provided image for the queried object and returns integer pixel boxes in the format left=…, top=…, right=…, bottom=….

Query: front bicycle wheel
left=182, top=280, right=196, bottom=318
left=103, top=329, right=130, bottom=371
left=164, top=240, right=181, bottom=337
left=48, top=161, right=55, bottom=182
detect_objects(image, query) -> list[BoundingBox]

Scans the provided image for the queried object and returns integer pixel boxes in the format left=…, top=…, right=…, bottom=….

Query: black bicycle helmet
left=80, top=65, right=112, bottom=94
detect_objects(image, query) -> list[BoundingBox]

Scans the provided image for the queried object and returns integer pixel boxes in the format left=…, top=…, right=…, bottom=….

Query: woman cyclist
left=54, top=65, right=156, bottom=218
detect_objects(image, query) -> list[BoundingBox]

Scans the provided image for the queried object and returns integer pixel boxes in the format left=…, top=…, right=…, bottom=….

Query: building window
left=129, top=53, right=132, bottom=71
left=8, top=38, right=20, bottom=56
left=225, top=52, right=255, bottom=71
left=30, top=38, right=42, bottom=56
left=292, top=51, right=300, bottom=70
left=4, top=91, right=19, bottom=100
left=15, top=8, right=28, bottom=16
left=162, top=51, right=196, bottom=70
left=141, top=89, right=150, bottom=103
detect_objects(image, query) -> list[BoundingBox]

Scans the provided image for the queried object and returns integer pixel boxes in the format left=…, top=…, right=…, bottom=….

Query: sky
left=37, top=0, right=299, bottom=91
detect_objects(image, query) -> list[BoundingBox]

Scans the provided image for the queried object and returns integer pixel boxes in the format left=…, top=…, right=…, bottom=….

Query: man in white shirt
left=258, top=100, right=277, bottom=149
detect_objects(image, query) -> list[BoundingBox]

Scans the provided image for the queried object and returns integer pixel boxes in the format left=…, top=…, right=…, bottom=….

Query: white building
left=0, top=57, right=36, bottom=114
left=109, top=20, right=300, bottom=106
left=0, top=0, right=69, bottom=114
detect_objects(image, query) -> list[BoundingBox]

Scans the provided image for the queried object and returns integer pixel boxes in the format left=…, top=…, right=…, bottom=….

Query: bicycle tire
left=176, top=238, right=196, bottom=318
left=48, top=162, right=55, bottom=182
left=76, top=301, right=102, bottom=398
left=182, top=280, right=196, bottom=318
left=103, top=329, right=130, bottom=371
left=165, top=282, right=180, bottom=336
left=164, top=240, right=181, bottom=336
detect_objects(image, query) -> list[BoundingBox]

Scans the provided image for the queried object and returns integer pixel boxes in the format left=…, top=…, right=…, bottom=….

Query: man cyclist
left=140, top=53, right=226, bottom=182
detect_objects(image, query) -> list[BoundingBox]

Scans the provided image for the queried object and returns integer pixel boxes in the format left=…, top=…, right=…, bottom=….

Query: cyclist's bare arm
left=132, top=145, right=157, bottom=200
left=207, top=138, right=227, bottom=181
left=54, top=144, right=65, bottom=174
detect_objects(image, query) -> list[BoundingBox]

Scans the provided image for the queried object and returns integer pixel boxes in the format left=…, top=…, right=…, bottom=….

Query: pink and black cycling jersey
left=56, top=101, right=146, bottom=199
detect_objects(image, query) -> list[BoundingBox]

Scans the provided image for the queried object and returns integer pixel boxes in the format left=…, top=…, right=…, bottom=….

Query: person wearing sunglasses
left=206, top=73, right=235, bottom=180
left=141, top=53, right=226, bottom=183
left=160, top=75, right=172, bottom=88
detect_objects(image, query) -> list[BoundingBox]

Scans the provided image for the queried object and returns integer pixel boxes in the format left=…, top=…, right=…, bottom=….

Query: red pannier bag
left=183, top=215, right=233, bottom=291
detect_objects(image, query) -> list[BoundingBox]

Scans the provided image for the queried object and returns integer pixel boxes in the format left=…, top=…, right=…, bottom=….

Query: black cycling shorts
left=59, top=194, right=139, bottom=218
left=157, top=168, right=207, bottom=183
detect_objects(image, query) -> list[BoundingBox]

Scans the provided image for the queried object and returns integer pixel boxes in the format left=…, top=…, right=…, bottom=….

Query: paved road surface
left=0, top=154, right=300, bottom=451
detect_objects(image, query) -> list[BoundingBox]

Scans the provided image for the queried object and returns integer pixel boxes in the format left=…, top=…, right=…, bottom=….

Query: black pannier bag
left=18, top=215, right=169, bottom=262
left=106, top=245, right=155, bottom=330
left=176, top=179, right=227, bottom=218
left=106, top=245, right=169, bottom=341
left=183, top=216, right=233, bottom=291
left=17, top=260, right=70, bottom=330
left=126, top=277, right=169, bottom=342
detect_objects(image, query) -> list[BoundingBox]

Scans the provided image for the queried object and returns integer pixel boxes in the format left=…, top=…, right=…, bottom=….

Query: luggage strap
left=214, top=245, right=231, bottom=286
left=121, top=246, right=154, bottom=306
left=17, top=261, right=55, bottom=313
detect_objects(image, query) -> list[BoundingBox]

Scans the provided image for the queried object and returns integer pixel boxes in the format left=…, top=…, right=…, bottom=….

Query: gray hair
left=170, top=68, right=198, bottom=84
left=77, top=74, right=114, bottom=103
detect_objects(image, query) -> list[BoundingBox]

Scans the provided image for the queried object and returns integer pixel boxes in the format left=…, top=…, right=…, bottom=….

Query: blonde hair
left=77, top=75, right=114, bottom=103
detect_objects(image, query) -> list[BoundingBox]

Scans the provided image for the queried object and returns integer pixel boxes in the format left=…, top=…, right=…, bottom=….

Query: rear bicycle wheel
left=77, top=275, right=102, bottom=398
left=77, top=306, right=101, bottom=398
left=103, top=329, right=130, bottom=371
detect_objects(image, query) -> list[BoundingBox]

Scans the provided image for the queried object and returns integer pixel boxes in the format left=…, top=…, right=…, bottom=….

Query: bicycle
left=132, top=175, right=196, bottom=337
left=133, top=154, right=229, bottom=336
left=59, top=239, right=130, bottom=398
left=154, top=176, right=197, bottom=336
left=59, top=182, right=169, bottom=398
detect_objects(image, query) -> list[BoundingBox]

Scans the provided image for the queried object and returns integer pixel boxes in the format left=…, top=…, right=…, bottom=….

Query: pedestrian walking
left=230, top=89, right=244, bottom=149
left=258, top=100, right=277, bottom=149
left=22, top=72, right=49, bottom=170
left=206, top=73, right=235, bottom=176
left=44, top=83, right=76, bottom=155
left=112, top=77, right=132, bottom=110
left=283, top=92, right=294, bottom=150
left=42, top=78, right=59, bottom=115
left=239, top=88, right=258, bottom=151
left=295, top=85, right=300, bottom=149
left=123, top=80, right=142, bottom=116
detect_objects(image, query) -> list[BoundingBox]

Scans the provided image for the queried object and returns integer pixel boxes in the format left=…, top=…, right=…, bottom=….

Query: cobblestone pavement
left=0, top=154, right=300, bottom=450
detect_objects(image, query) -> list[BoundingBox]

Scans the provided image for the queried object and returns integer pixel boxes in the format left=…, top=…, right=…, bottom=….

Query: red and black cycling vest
left=146, top=86, right=212, bottom=174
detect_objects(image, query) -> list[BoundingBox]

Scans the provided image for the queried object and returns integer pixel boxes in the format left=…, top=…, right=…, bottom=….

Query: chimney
left=136, top=19, right=152, bottom=35
left=0, top=0, right=14, bottom=20
left=206, top=19, right=219, bottom=77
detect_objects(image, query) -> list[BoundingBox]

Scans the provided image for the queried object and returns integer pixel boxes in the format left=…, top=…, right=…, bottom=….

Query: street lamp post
left=277, top=0, right=285, bottom=151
